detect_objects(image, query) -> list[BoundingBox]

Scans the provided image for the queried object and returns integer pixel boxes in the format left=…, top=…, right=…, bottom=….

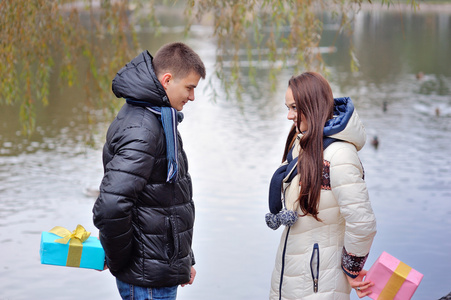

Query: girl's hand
left=346, top=269, right=374, bottom=298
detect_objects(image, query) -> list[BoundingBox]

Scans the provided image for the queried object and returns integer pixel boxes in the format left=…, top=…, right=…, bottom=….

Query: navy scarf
left=266, top=137, right=336, bottom=229
left=126, top=98, right=183, bottom=183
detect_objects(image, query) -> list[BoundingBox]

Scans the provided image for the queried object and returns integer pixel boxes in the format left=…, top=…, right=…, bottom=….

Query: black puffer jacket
left=93, top=51, right=195, bottom=287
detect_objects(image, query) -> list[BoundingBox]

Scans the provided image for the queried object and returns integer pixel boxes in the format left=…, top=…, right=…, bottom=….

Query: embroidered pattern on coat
left=299, top=160, right=331, bottom=190
left=321, top=160, right=331, bottom=190
left=298, top=160, right=331, bottom=190
left=341, top=247, right=368, bottom=278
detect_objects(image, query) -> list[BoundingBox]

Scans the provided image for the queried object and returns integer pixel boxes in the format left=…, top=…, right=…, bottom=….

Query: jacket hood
left=323, top=97, right=366, bottom=150
left=112, top=50, right=171, bottom=107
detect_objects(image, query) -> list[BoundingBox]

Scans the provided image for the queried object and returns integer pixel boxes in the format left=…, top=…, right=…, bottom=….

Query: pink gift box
left=365, top=252, right=423, bottom=300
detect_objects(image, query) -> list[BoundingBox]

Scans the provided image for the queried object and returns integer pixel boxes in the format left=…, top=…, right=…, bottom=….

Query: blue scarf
left=125, top=99, right=183, bottom=183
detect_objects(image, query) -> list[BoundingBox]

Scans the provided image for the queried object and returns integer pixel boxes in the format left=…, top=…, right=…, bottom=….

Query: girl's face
left=285, top=87, right=308, bottom=133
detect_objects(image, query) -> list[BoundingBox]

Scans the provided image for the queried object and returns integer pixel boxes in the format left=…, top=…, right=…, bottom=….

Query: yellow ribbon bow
left=49, top=225, right=91, bottom=267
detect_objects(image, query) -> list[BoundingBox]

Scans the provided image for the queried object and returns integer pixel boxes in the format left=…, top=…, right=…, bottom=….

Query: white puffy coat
left=269, top=98, right=377, bottom=300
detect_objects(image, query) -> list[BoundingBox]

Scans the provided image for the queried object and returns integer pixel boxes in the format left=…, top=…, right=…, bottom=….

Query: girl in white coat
left=266, top=72, right=377, bottom=300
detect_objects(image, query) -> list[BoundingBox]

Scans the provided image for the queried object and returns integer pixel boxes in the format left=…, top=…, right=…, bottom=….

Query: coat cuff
left=341, top=247, right=368, bottom=278
left=190, top=250, right=196, bottom=266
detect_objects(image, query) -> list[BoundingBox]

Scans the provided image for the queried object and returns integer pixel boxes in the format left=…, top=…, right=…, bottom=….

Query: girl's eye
left=285, top=104, right=296, bottom=111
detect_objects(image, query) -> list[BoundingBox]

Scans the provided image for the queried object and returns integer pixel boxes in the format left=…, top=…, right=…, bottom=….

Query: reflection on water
left=0, top=6, right=450, bottom=300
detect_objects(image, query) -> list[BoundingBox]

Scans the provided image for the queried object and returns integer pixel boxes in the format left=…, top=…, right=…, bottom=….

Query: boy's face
left=162, top=71, right=201, bottom=111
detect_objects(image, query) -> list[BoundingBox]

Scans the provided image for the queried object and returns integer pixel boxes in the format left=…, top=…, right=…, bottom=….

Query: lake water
left=0, top=5, right=450, bottom=300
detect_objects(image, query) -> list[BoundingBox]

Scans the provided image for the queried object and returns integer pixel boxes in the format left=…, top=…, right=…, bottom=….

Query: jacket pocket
left=310, top=243, right=319, bottom=293
left=166, top=215, right=179, bottom=265
left=165, top=217, right=175, bottom=260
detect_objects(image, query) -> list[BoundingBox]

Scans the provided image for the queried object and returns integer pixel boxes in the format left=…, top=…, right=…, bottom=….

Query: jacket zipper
left=278, top=227, right=291, bottom=300
left=170, top=215, right=179, bottom=265
left=310, top=243, right=319, bottom=293
left=165, top=216, right=178, bottom=266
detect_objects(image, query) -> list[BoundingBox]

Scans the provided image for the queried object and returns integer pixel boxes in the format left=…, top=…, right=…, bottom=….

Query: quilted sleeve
left=93, top=126, right=158, bottom=273
left=329, top=144, right=377, bottom=277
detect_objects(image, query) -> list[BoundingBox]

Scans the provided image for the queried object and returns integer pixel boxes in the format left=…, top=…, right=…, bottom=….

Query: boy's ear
left=160, top=73, right=172, bottom=89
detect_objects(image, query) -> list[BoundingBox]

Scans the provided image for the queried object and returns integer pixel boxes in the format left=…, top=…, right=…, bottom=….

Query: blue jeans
left=116, top=279, right=178, bottom=300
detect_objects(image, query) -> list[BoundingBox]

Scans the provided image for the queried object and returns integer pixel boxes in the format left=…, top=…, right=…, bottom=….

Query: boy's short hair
left=153, top=42, right=206, bottom=80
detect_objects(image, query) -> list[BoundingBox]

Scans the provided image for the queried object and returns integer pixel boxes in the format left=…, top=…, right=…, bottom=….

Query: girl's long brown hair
left=285, top=72, right=334, bottom=220
left=282, top=124, right=297, bottom=162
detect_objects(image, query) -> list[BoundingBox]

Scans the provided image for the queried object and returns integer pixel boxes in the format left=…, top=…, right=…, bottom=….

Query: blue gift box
left=40, top=230, right=105, bottom=270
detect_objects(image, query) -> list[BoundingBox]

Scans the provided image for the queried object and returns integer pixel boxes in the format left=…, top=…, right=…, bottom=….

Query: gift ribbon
left=378, top=261, right=412, bottom=299
left=49, top=225, right=91, bottom=268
